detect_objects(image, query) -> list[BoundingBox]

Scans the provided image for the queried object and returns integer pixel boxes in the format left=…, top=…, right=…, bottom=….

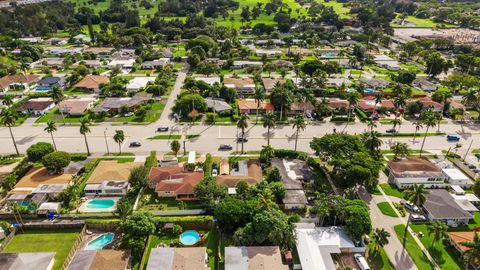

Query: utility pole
left=463, top=140, right=473, bottom=161
left=104, top=128, right=109, bottom=155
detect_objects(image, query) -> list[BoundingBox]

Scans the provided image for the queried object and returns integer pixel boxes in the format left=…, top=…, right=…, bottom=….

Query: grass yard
left=410, top=224, right=462, bottom=270
left=4, top=229, right=80, bottom=270
left=147, top=134, right=199, bottom=140
left=368, top=241, right=395, bottom=270
left=394, top=225, right=435, bottom=270
left=392, top=15, right=457, bottom=28
left=372, top=183, right=405, bottom=199
left=377, top=202, right=398, bottom=217
left=138, top=189, right=206, bottom=211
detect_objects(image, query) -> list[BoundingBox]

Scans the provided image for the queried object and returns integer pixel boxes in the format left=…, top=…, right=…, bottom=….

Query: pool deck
left=77, top=197, right=120, bottom=213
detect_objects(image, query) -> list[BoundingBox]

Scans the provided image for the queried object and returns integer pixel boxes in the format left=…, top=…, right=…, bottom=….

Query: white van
left=354, top=254, right=370, bottom=270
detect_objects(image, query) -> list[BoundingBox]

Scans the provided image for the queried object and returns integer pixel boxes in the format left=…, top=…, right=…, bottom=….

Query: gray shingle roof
left=423, top=189, right=473, bottom=220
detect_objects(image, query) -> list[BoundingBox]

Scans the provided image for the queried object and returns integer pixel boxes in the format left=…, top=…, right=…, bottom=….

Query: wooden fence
left=61, top=225, right=87, bottom=270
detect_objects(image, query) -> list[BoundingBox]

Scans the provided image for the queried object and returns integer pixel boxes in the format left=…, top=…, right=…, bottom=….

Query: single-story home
left=73, top=60, right=104, bottom=69
left=326, top=78, right=352, bottom=88
left=272, top=158, right=311, bottom=210
left=146, top=247, right=208, bottom=270
left=37, top=202, right=61, bottom=215
left=272, top=60, right=293, bottom=69
left=423, top=189, right=473, bottom=226
left=84, top=160, right=142, bottom=196
left=447, top=231, right=479, bottom=262
left=387, top=158, right=447, bottom=189
left=357, top=96, right=395, bottom=113
left=0, top=252, right=56, bottom=270
left=359, top=78, right=391, bottom=90
left=91, top=93, right=153, bottom=114
left=321, top=58, right=350, bottom=68
left=58, top=98, right=96, bottom=116
left=108, top=58, right=135, bottom=70
left=36, top=76, right=67, bottom=91
left=295, top=225, right=366, bottom=270
left=67, top=250, right=130, bottom=270
left=442, top=168, right=473, bottom=188
left=126, top=77, right=155, bottom=92
left=413, top=78, right=437, bottom=92
left=32, top=58, right=65, bottom=69
left=325, top=98, right=354, bottom=112
left=141, top=58, right=170, bottom=69
left=262, top=77, right=285, bottom=92
left=72, top=34, right=91, bottom=43
left=74, top=75, right=110, bottom=93
left=0, top=74, right=41, bottom=92
left=194, top=76, right=221, bottom=86
left=417, top=97, right=443, bottom=112
left=224, top=77, right=256, bottom=95
left=373, top=54, right=400, bottom=71
left=205, top=98, right=232, bottom=113
left=255, top=49, right=282, bottom=57
left=45, top=37, right=68, bottom=46
left=16, top=98, right=55, bottom=116
left=289, top=101, right=315, bottom=115
left=225, top=246, right=288, bottom=270
left=233, top=61, right=263, bottom=69
left=238, top=99, right=274, bottom=114
left=44, top=46, right=83, bottom=55
left=149, top=166, right=204, bottom=200
left=83, top=47, right=114, bottom=58
left=12, top=167, right=74, bottom=195
left=216, top=160, right=262, bottom=194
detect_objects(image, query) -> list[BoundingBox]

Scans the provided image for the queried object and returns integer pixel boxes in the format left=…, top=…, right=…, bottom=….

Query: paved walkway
left=158, top=64, right=189, bottom=123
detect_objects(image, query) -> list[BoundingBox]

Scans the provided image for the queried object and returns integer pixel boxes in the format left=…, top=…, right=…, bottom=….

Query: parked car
left=386, top=128, right=397, bottom=133
left=354, top=254, right=370, bottom=270
left=157, top=126, right=169, bottom=132
left=129, top=142, right=141, bottom=147
left=410, top=213, right=427, bottom=222
left=212, top=162, right=218, bottom=170
left=468, top=164, right=477, bottom=170
left=447, top=135, right=460, bottom=141
left=212, top=168, right=218, bottom=177
left=400, top=200, right=419, bottom=212
left=219, top=144, right=233, bottom=150
left=237, top=137, right=248, bottom=142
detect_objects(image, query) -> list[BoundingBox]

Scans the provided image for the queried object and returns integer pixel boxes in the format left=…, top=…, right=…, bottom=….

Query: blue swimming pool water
left=364, top=88, right=374, bottom=93
left=179, top=231, right=200, bottom=245
left=84, top=233, right=115, bottom=250
left=35, top=87, right=51, bottom=92
left=86, top=199, right=115, bottom=209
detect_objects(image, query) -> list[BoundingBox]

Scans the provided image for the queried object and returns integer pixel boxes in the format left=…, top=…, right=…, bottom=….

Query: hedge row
left=355, top=108, right=368, bottom=121
left=85, top=216, right=214, bottom=226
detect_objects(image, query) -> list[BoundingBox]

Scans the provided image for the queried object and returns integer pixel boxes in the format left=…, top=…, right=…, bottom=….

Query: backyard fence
left=61, top=225, right=87, bottom=270
left=0, top=226, right=17, bottom=252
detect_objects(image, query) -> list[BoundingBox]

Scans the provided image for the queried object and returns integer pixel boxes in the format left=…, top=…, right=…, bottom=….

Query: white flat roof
left=188, top=151, right=196, bottom=164
left=443, top=168, right=470, bottom=180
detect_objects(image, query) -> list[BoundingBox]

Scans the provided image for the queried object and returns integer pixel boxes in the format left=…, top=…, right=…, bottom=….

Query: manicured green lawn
left=368, top=242, right=395, bottom=270
left=380, top=184, right=405, bottom=199
left=138, top=189, right=206, bottom=211
left=393, top=224, right=435, bottom=270
left=377, top=202, right=398, bottom=217
left=148, top=134, right=182, bottom=140
left=4, top=229, right=80, bottom=270
left=392, top=15, right=457, bottom=28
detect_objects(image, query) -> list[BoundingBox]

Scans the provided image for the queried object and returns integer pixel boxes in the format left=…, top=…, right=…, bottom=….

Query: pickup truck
left=447, top=135, right=460, bottom=141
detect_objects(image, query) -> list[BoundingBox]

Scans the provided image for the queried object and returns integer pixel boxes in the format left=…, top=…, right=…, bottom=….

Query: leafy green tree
left=1, top=173, right=17, bottom=191
left=235, top=180, right=250, bottom=196
left=170, top=140, right=180, bottom=156
left=215, top=196, right=259, bottom=232
left=113, top=130, right=125, bottom=154
left=313, top=193, right=331, bottom=226
left=194, top=176, right=227, bottom=208
left=135, top=107, right=148, bottom=121
left=57, top=184, right=79, bottom=209
left=172, top=93, right=207, bottom=116
left=263, top=113, right=276, bottom=146
left=44, top=121, right=58, bottom=151
left=425, top=51, right=451, bottom=78
left=292, top=114, right=307, bottom=151
left=361, top=131, right=383, bottom=156
left=260, top=145, right=275, bottom=164
left=403, top=184, right=428, bottom=246
left=270, top=83, right=293, bottom=121
left=115, top=198, right=133, bottom=221
left=128, top=166, right=149, bottom=190
left=237, top=114, right=249, bottom=154
left=42, top=151, right=71, bottom=174
left=390, top=142, right=410, bottom=159
left=80, top=118, right=91, bottom=155
left=1, top=109, right=19, bottom=155
left=26, top=142, right=54, bottom=162
left=344, top=201, right=372, bottom=242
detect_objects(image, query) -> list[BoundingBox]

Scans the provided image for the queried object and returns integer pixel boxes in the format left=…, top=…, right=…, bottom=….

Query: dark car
left=386, top=128, right=397, bottom=133
left=237, top=137, right=248, bottom=142
left=219, top=144, right=233, bottom=150
left=447, top=135, right=460, bottom=141
left=129, top=142, right=141, bottom=147
left=157, top=126, right=169, bottom=132
left=212, top=162, right=218, bottom=170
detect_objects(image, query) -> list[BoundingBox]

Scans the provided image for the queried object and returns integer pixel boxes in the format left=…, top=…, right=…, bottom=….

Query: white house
left=387, top=158, right=447, bottom=189
left=442, top=168, right=473, bottom=188
left=255, top=49, right=282, bottom=57
left=126, top=77, right=156, bottom=92
left=423, top=189, right=473, bottom=226
left=233, top=60, right=263, bottom=68
left=108, top=58, right=136, bottom=70
left=140, top=58, right=170, bottom=69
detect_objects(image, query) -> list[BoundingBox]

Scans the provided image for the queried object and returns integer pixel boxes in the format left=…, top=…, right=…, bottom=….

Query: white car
left=354, top=254, right=370, bottom=270
left=212, top=169, right=218, bottom=177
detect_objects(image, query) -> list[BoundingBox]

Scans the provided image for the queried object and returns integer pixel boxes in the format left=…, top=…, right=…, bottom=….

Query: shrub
left=355, top=108, right=368, bottom=121
left=203, top=154, right=213, bottom=175
left=42, top=151, right=71, bottom=174
left=70, top=153, right=88, bottom=161
left=144, top=151, right=157, bottom=170
left=26, top=142, right=54, bottom=162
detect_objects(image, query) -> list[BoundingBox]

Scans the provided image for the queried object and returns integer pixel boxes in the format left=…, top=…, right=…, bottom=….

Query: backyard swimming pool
left=86, top=199, right=115, bottom=209
left=84, top=233, right=115, bottom=250
left=179, top=231, right=200, bottom=246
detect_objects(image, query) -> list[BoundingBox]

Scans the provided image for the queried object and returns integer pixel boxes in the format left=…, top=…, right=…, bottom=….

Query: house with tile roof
left=149, top=166, right=204, bottom=200
left=16, top=98, right=55, bottom=116
left=68, top=250, right=130, bottom=270
left=146, top=247, right=208, bottom=270
left=238, top=99, right=274, bottom=114
left=216, top=160, right=262, bottom=194
left=0, top=74, right=40, bottom=92
left=74, top=75, right=110, bottom=93
left=0, top=252, right=56, bottom=270
left=84, top=160, right=142, bottom=196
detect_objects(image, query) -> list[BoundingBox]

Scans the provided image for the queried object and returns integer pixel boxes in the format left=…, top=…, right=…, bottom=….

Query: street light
left=104, top=128, right=110, bottom=155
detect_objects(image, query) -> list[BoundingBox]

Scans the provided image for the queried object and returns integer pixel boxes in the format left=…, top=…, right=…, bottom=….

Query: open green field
left=394, top=224, right=435, bottom=270
left=392, top=15, right=457, bottom=28
left=4, top=229, right=80, bottom=270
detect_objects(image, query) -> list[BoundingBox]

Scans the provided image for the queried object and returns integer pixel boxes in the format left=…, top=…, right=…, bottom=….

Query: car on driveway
left=354, top=254, right=370, bottom=270
left=129, top=142, right=141, bottom=147
left=219, top=144, right=233, bottom=150
left=447, top=135, right=460, bottom=141
left=157, top=126, right=169, bottom=132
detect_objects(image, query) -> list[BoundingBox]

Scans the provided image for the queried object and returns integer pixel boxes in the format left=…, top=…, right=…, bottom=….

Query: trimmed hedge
left=203, top=154, right=213, bottom=176
left=154, top=216, right=213, bottom=225
left=355, top=108, right=368, bottom=121
left=144, top=151, right=157, bottom=170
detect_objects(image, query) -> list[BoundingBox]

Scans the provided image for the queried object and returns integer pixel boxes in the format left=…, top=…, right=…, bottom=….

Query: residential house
left=141, top=58, right=170, bottom=69
left=91, top=93, right=152, bottom=114
left=84, top=47, right=114, bottom=59
left=36, top=76, right=67, bottom=91
left=359, top=78, right=391, bottom=90
left=216, top=160, right=263, bottom=194
left=289, top=48, right=313, bottom=57
left=255, top=49, right=282, bottom=57
left=146, top=247, right=208, bottom=270
left=73, top=60, right=104, bottom=69
left=0, top=74, right=40, bottom=92
left=18, top=37, right=42, bottom=43
left=45, top=46, right=83, bottom=56
left=11, top=167, right=73, bottom=197
left=290, top=101, right=315, bottom=115
left=262, top=77, right=285, bottom=92
left=68, top=250, right=130, bottom=270
left=423, top=189, right=473, bottom=226
left=238, top=99, right=274, bottom=114
left=16, top=98, right=55, bottom=116
left=0, top=252, right=56, bottom=270
left=233, top=61, right=263, bottom=69
left=84, top=160, right=143, bottom=196
left=224, top=77, right=256, bottom=95
left=255, top=39, right=284, bottom=46
left=447, top=231, right=480, bottom=267
left=126, top=77, right=155, bottom=92
left=194, top=76, right=221, bottom=86
left=32, top=58, right=65, bottom=69
left=58, top=98, right=96, bottom=116
left=205, top=58, right=226, bottom=67
left=442, top=168, right=473, bottom=188
left=373, top=54, right=400, bottom=71
left=295, top=225, right=366, bottom=270
left=108, top=59, right=135, bottom=70
left=272, top=60, right=293, bottom=69
left=387, top=158, right=447, bottom=189
left=45, top=37, right=68, bottom=46
left=317, top=49, right=342, bottom=59
left=357, top=96, right=395, bottom=113
left=205, top=98, right=232, bottom=113
left=326, top=78, right=352, bottom=88
left=74, top=75, right=110, bottom=93
left=413, top=78, right=437, bottom=92
left=325, top=98, right=354, bottom=113
left=271, top=158, right=310, bottom=210
left=37, top=202, right=61, bottom=215
left=148, top=166, right=204, bottom=200
left=417, top=97, right=443, bottom=112
left=72, top=34, right=91, bottom=44
left=224, top=246, right=288, bottom=270
left=321, top=58, right=350, bottom=68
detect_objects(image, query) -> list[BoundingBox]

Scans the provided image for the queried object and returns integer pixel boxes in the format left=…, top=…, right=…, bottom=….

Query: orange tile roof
left=216, top=160, right=262, bottom=188
left=224, top=77, right=254, bottom=87
left=74, top=75, right=109, bottom=90
left=87, top=160, right=143, bottom=184
left=0, top=74, right=40, bottom=89
left=448, top=231, right=477, bottom=252
left=155, top=172, right=204, bottom=195
left=149, top=166, right=185, bottom=186
left=238, top=99, right=274, bottom=111
left=14, top=167, right=73, bottom=188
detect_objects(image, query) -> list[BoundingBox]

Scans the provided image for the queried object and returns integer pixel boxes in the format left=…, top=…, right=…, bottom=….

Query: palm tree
left=313, top=193, right=331, bottom=226
left=427, top=221, right=448, bottom=248
left=263, top=112, right=276, bottom=146
left=115, top=198, right=133, bottom=221
left=361, top=131, right=383, bottom=154
left=254, top=86, right=265, bottom=124
left=44, top=121, right=58, bottom=151
left=373, top=92, right=383, bottom=115
left=113, top=130, right=125, bottom=154
left=437, top=91, right=453, bottom=132
left=257, top=188, right=276, bottom=210
left=460, top=232, right=480, bottom=270
left=51, top=86, right=64, bottom=104
left=237, top=114, right=249, bottom=154
left=367, top=120, right=377, bottom=131
left=390, top=142, right=410, bottom=159
left=2, top=96, right=13, bottom=107
left=373, top=228, right=391, bottom=252
left=462, top=89, right=479, bottom=110
left=80, top=118, right=91, bottom=156
left=403, top=184, right=428, bottom=246
left=292, top=114, right=307, bottom=151
left=342, top=92, right=360, bottom=132
left=1, top=109, right=19, bottom=155
left=413, top=122, right=423, bottom=143
left=419, top=108, right=439, bottom=156
left=391, top=118, right=402, bottom=134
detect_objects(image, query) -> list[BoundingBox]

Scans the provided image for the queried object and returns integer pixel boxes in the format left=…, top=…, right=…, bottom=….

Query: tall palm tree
left=51, top=86, right=64, bottom=104
left=437, top=91, right=453, bottom=132
left=373, top=228, right=391, bottom=252
left=237, top=114, right=249, bottom=154
left=113, top=130, right=125, bottom=154
left=1, top=109, right=19, bottom=155
left=462, top=89, right=479, bottom=110
left=292, top=114, right=307, bottom=151
left=2, top=96, right=13, bottom=107
left=373, top=92, right=383, bottom=115
left=80, top=118, right=91, bottom=156
left=367, top=120, right=377, bottom=131
left=419, top=108, right=439, bottom=156
left=342, top=92, right=360, bottom=132
left=391, top=142, right=410, bottom=159
left=254, top=86, right=265, bottom=124
left=460, top=232, right=480, bottom=270
left=44, top=121, right=58, bottom=151
left=263, top=113, right=276, bottom=146
left=413, top=122, right=423, bottom=143
left=403, top=184, right=428, bottom=246
left=257, top=188, right=276, bottom=210
left=361, top=131, right=383, bottom=155
left=427, top=221, right=448, bottom=248
left=392, top=118, right=402, bottom=135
